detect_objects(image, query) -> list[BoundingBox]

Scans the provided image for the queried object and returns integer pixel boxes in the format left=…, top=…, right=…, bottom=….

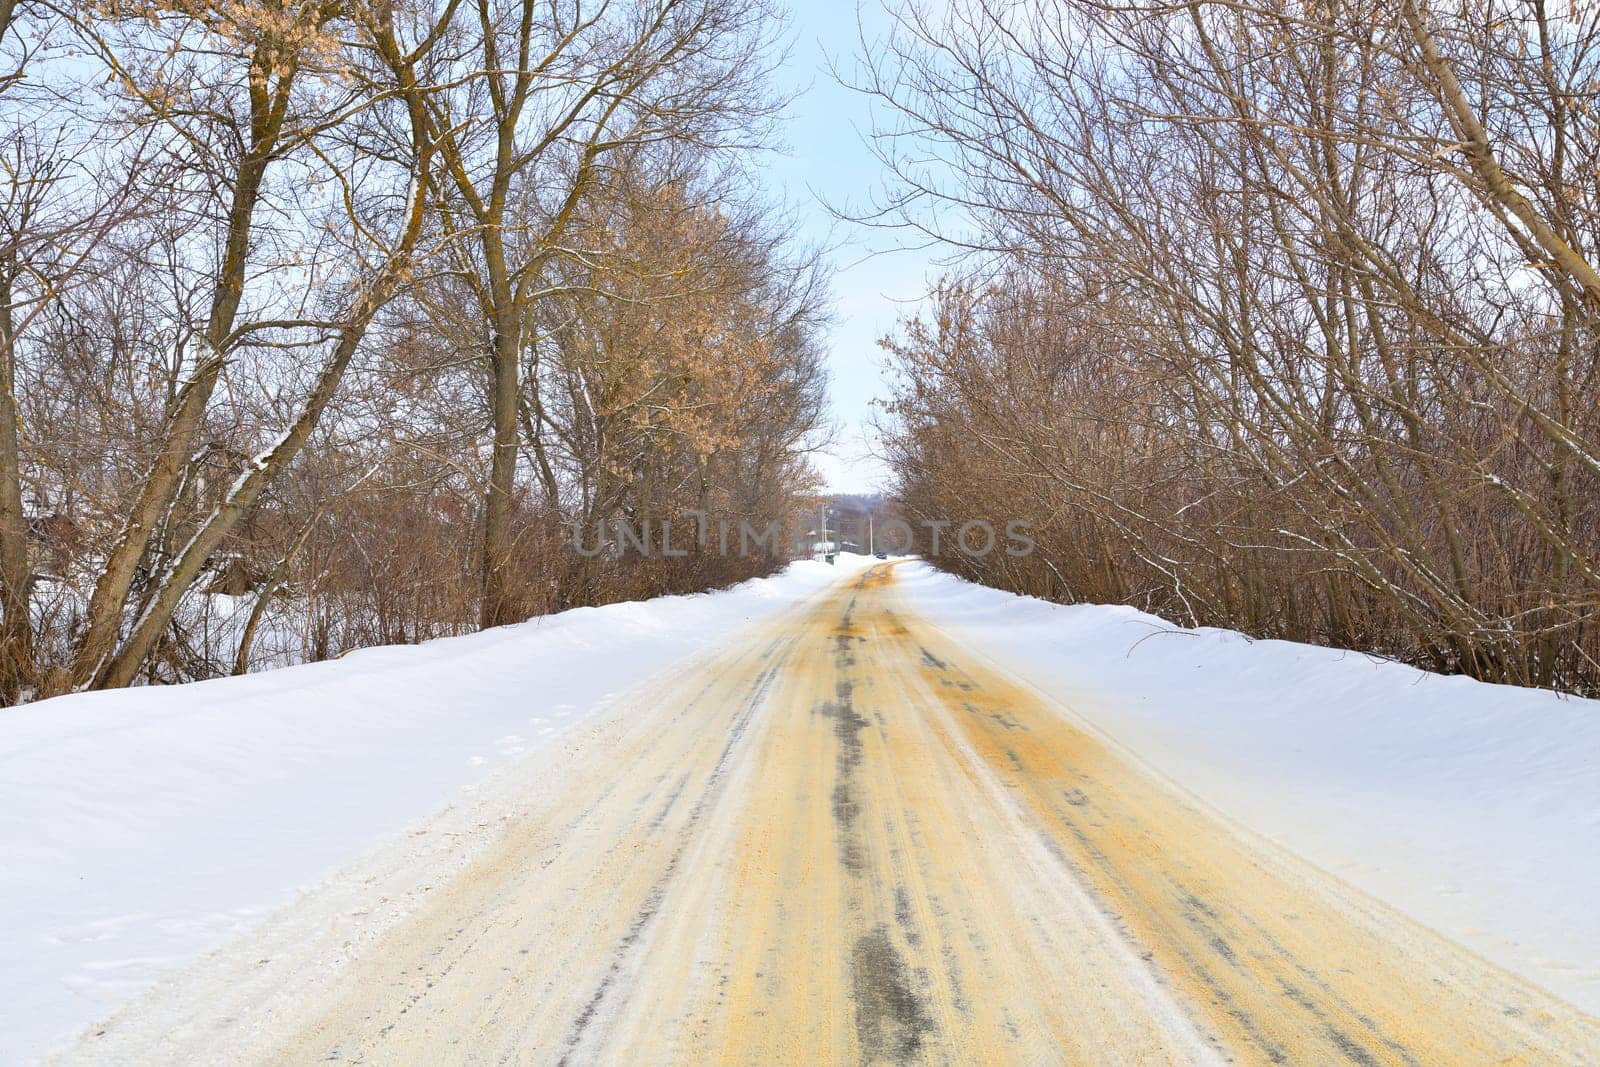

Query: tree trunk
left=0, top=270, right=33, bottom=702
left=481, top=319, right=521, bottom=628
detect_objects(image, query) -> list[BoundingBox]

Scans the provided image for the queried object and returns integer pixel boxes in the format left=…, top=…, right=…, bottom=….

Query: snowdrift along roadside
left=0, top=558, right=868, bottom=1064
left=893, top=561, right=1600, bottom=1016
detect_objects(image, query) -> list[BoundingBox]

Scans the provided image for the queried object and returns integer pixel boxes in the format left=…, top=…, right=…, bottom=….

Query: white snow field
left=2, top=554, right=1597, bottom=1061
left=0, top=560, right=865, bottom=1063
left=893, top=560, right=1600, bottom=1016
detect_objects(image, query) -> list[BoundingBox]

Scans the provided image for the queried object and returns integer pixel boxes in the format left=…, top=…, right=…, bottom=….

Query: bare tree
left=0, top=1, right=162, bottom=699
left=415, top=0, right=787, bottom=626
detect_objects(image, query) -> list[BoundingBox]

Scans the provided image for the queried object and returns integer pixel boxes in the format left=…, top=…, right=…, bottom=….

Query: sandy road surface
left=95, top=565, right=1600, bottom=1064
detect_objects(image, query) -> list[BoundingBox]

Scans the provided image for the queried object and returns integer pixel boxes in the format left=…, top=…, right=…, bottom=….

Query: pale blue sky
left=764, top=0, right=944, bottom=493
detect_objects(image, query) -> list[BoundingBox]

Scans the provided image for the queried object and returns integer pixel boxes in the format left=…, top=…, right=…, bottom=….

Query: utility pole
left=868, top=513, right=874, bottom=555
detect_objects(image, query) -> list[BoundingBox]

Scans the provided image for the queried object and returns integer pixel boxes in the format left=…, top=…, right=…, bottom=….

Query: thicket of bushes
left=875, top=0, right=1600, bottom=693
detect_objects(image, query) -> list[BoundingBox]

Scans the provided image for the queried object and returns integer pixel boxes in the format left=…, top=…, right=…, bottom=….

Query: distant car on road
left=874, top=551, right=888, bottom=560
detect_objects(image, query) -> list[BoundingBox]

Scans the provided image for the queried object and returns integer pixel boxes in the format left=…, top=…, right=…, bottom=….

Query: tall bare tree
left=416, top=0, right=786, bottom=626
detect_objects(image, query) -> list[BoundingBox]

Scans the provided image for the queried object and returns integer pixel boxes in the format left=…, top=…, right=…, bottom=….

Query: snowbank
left=893, top=561, right=1600, bottom=1014
left=0, top=558, right=864, bottom=1063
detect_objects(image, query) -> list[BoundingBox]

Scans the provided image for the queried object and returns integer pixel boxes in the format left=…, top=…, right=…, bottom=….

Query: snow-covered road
left=53, top=563, right=1600, bottom=1064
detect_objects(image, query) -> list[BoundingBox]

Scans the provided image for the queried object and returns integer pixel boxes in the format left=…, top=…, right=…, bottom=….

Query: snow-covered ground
left=894, top=561, right=1600, bottom=1015
left=5, top=555, right=1596, bottom=1062
left=0, top=559, right=864, bottom=1064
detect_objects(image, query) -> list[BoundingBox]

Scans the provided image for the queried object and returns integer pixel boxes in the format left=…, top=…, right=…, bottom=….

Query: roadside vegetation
left=871, top=0, right=1600, bottom=693
left=0, top=0, right=827, bottom=702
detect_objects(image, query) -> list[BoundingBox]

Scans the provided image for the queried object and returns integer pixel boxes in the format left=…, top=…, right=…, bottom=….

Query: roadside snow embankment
left=0, top=559, right=863, bottom=1064
left=894, top=561, right=1600, bottom=1014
